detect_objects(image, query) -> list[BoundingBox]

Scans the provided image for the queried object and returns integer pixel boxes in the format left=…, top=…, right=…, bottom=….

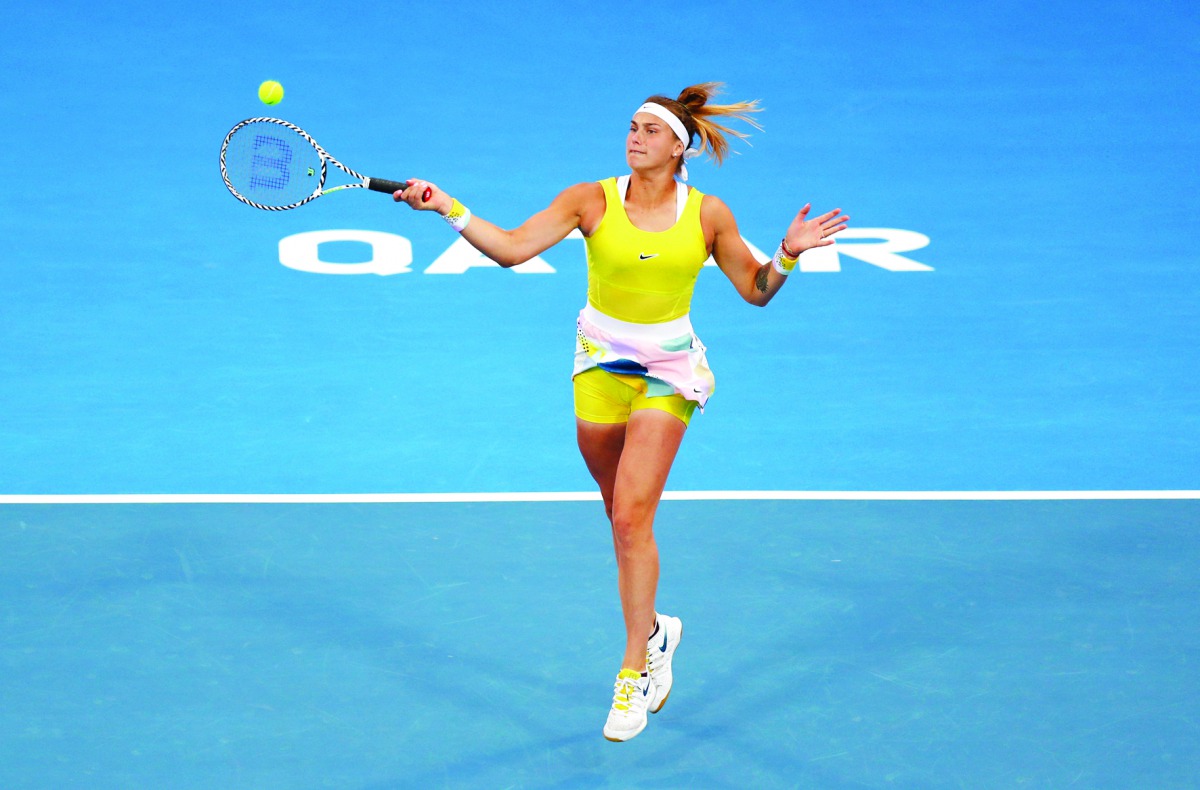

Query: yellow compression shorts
left=573, top=367, right=698, bottom=426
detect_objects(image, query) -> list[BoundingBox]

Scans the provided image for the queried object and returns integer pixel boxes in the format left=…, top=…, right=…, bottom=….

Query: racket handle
left=367, top=178, right=432, bottom=201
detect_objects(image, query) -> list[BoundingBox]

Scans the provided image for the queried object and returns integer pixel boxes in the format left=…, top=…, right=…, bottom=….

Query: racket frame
left=219, top=117, right=409, bottom=211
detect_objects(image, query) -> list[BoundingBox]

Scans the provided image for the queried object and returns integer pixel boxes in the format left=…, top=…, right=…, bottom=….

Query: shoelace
left=612, top=676, right=640, bottom=712
left=645, top=647, right=660, bottom=676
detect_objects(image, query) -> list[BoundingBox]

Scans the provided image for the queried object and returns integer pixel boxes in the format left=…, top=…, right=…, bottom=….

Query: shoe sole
left=604, top=725, right=643, bottom=739
left=603, top=719, right=647, bottom=742
left=650, top=620, right=682, bottom=714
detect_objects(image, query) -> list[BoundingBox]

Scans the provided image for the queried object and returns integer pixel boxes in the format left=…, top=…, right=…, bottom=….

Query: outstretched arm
left=706, top=196, right=849, bottom=306
left=395, top=180, right=602, bottom=268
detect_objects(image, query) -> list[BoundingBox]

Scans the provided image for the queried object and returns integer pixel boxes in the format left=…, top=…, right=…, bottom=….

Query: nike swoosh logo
left=659, top=631, right=668, bottom=652
left=638, top=253, right=659, bottom=260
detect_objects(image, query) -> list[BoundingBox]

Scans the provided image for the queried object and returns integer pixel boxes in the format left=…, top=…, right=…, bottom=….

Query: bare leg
left=577, top=408, right=686, bottom=672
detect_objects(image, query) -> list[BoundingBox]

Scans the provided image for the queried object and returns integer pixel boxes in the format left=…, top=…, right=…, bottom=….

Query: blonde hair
left=643, top=82, right=764, bottom=169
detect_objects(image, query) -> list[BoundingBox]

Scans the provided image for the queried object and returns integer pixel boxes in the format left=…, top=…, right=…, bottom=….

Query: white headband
left=634, top=102, right=701, bottom=181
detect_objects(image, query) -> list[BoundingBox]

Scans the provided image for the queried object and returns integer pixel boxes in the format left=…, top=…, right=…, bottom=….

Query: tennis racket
left=219, top=117, right=430, bottom=210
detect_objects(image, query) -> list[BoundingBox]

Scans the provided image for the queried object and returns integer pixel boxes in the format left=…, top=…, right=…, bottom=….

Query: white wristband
left=772, top=241, right=798, bottom=276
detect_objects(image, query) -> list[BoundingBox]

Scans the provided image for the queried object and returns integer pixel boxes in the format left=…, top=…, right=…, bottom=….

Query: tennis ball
left=258, top=80, right=284, bottom=105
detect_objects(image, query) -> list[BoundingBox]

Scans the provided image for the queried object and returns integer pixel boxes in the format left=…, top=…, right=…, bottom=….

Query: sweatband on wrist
left=772, top=240, right=799, bottom=276
left=442, top=198, right=471, bottom=232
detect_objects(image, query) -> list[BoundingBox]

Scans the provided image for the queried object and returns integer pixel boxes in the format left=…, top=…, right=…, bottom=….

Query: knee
left=611, top=509, right=655, bottom=555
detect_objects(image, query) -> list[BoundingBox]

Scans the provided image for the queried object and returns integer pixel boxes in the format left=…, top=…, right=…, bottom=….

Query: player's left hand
left=785, top=205, right=849, bottom=254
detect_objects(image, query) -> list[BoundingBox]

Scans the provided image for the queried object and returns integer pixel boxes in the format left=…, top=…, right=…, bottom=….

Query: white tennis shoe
left=646, top=613, right=682, bottom=713
left=602, top=668, right=654, bottom=742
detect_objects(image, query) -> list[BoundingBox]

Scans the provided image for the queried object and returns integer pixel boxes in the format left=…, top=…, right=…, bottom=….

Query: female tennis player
left=394, top=83, right=847, bottom=742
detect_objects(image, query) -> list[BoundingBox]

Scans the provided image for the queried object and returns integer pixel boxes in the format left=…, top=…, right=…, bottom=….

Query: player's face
left=627, top=113, right=684, bottom=170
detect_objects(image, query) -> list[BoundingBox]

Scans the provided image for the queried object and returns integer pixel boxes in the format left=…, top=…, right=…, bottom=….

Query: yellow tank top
left=585, top=177, right=708, bottom=323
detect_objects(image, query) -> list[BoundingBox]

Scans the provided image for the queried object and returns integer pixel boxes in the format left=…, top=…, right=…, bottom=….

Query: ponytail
left=642, top=82, right=763, bottom=169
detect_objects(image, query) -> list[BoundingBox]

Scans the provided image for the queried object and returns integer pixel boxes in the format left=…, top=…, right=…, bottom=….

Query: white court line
left=0, top=491, right=1198, bottom=504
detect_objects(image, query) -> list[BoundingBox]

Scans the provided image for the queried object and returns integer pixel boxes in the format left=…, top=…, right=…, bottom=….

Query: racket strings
left=222, top=121, right=324, bottom=209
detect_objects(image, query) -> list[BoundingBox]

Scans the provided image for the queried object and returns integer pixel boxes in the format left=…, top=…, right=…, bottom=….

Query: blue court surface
left=1, top=0, right=1198, bottom=787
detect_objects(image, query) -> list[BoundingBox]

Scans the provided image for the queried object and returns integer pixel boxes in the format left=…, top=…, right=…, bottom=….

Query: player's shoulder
left=553, top=181, right=606, bottom=213
left=699, top=191, right=734, bottom=223
left=557, top=180, right=605, bottom=200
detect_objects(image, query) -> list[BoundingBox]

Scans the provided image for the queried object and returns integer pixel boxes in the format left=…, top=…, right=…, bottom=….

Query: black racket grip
left=368, top=178, right=432, bottom=201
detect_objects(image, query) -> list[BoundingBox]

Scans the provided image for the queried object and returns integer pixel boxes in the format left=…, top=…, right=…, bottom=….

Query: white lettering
left=278, top=229, right=413, bottom=276
left=277, top=227, right=933, bottom=275
left=712, top=229, right=933, bottom=272
left=818, top=228, right=933, bottom=272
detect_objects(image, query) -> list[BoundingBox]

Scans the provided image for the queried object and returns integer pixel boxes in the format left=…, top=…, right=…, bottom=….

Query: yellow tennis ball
left=258, top=80, right=284, bottom=105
